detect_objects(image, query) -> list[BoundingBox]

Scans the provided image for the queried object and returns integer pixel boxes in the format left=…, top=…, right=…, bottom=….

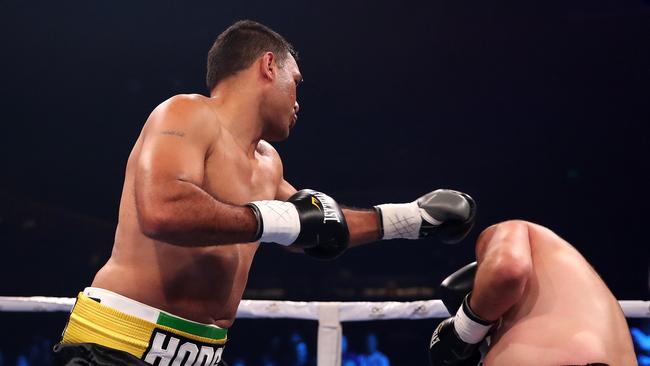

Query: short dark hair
left=206, top=20, right=297, bottom=91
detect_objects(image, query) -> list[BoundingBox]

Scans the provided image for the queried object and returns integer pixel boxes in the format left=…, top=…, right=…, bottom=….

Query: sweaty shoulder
left=143, top=94, right=221, bottom=142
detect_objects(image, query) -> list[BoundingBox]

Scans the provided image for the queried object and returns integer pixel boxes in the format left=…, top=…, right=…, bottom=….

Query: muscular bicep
left=138, top=125, right=207, bottom=187
left=135, top=97, right=214, bottom=207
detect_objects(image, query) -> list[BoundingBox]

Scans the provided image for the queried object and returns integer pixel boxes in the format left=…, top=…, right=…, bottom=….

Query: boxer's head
left=258, top=50, right=302, bottom=141
left=206, top=20, right=301, bottom=141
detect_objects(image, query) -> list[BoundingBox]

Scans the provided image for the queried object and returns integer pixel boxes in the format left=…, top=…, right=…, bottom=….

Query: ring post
left=317, top=302, right=342, bottom=366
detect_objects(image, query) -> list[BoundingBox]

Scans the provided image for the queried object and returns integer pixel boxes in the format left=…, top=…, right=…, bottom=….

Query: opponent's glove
left=438, top=262, right=478, bottom=315
left=429, top=295, right=493, bottom=366
left=374, top=189, right=476, bottom=244
left=247, top=189, right=349, bottom=260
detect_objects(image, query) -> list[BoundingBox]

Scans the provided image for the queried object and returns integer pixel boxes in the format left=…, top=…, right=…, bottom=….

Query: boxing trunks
left=54, top=287, right=227, bottom=366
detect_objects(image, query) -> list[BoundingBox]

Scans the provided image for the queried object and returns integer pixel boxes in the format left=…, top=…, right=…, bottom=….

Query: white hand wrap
left=453, top=301, right=493, bottom=344
left=375, top=202, right=422, bottom=240
left=250, top=200, right=300, bottom=246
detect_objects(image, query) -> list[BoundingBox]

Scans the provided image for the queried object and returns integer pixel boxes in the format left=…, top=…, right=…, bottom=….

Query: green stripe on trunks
left=156, top=312, right=228, bottom=340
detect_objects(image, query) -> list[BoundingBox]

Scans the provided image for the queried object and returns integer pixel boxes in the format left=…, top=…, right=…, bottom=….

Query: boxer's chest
left=202, top=143, right=280, bottom=205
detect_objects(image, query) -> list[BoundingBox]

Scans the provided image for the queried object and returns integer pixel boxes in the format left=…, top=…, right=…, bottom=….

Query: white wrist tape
left=250, top=200, right=300, bottom=246
left=453, top=301, right=493, bottom=344
left=374, top=202, right=422, bottom=240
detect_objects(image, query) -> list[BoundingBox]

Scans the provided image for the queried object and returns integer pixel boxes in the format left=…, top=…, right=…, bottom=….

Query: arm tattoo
left=161, top=130, right=186, bottom=137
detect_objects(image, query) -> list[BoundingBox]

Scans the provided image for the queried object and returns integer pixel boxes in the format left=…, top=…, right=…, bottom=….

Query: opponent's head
left=206, top=20, right=302, bottom=141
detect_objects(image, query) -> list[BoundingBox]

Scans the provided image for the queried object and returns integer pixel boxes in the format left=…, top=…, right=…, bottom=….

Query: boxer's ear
left=260, top=52, right=277, bottom=81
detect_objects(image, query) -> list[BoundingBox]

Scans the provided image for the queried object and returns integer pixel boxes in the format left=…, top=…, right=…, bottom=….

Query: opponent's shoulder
left=145, top=94, right=219, bottom=137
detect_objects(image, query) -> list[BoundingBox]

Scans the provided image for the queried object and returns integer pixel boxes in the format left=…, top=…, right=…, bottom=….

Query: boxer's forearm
left=470, top=222, right=532, bottom=321
left=137, top=179, right=258, bottom=246
left=471, top=262, right=528, bottom=321
left=342, top=208, right=381, bottom=247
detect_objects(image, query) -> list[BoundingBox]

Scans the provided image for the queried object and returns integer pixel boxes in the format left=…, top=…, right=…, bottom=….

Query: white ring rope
left=2, top=296, right=648, bottom=366
left=1, top=296, right=648, bottom=319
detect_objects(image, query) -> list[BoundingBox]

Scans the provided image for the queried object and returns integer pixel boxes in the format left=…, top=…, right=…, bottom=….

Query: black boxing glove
left=438, top=262, right=478, bottom=315
left=247, top=189, right=349, bottom=259
left=429, top=295, right=493, bottom=366
left=374, top=189, right=476, bottom=244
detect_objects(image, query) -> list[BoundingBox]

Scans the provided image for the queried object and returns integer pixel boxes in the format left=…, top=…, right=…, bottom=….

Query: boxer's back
left=485, top=223, right=636, bottom=365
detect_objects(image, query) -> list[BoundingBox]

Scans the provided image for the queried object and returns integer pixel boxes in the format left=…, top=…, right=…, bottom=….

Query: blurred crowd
left=1, top=321, right=649, bottom=365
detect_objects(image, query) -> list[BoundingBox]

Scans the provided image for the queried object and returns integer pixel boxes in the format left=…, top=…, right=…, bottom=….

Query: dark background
left=1, top=0, right=649, bottom=364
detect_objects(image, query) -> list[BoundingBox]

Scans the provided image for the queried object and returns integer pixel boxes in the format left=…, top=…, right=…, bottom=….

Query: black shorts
left=53, top=343, right=228, bottom=366
left=53, top=343, right=149, bottom=366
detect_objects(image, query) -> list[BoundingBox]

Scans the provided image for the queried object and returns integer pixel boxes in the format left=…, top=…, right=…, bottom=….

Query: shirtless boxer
left=53, top=20, right=476, bottom=365
left=429, top=220, right=636, bottom=365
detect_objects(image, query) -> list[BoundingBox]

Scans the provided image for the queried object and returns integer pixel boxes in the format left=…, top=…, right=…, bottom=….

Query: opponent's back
left=485, top=223, right=636, bottom=365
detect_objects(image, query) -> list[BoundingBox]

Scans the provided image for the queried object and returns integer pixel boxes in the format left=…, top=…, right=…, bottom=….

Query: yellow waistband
left=61, top=292, right=226, bottom=359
